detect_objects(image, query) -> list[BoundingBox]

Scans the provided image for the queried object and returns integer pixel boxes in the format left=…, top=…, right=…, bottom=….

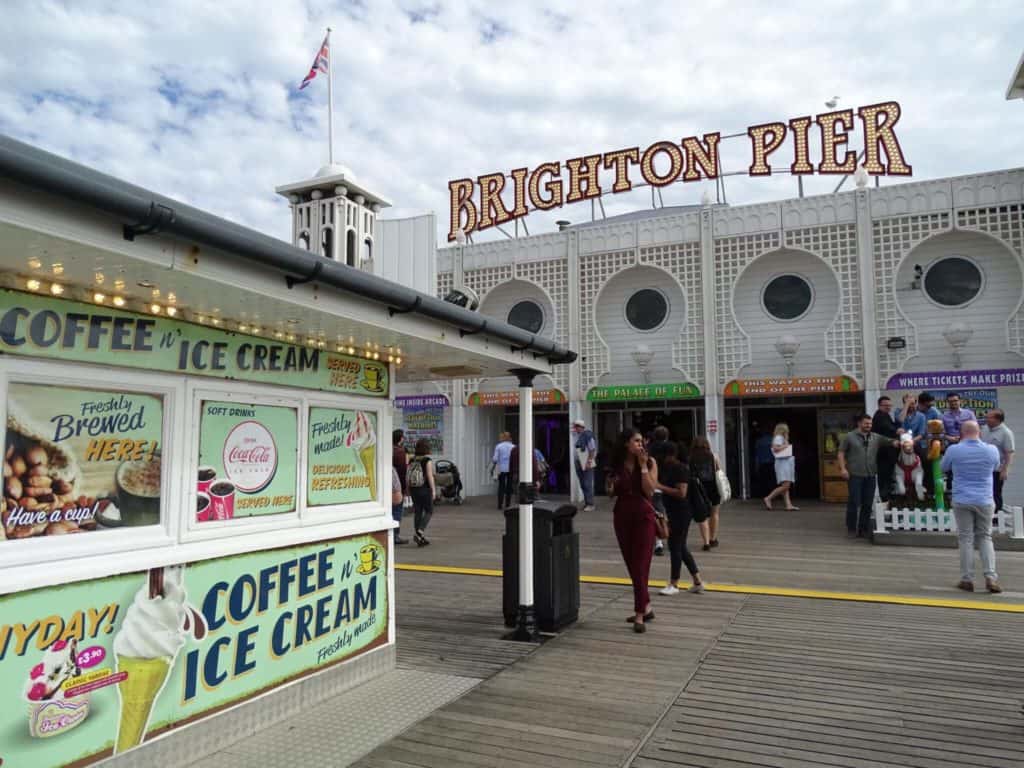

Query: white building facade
left=279, top=165, right=1024, bottom=507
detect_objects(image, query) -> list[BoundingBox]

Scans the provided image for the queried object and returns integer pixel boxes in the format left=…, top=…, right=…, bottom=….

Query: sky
left=2, top=0, right=1023, bottom=245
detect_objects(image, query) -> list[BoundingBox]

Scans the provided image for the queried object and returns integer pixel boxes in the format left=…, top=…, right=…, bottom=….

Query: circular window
left=923, top=257, right=983, bottom=307
left=625, top=288, right=669, bottom=331
left=762, top=274, right=813, bottom=321
left=507, top=300, right=545, bottom=333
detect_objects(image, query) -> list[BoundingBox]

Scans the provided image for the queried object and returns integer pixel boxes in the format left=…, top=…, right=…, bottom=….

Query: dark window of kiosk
left=762, top=274, right=813, bottom=320
left=507, top=300, right=545, bottom=333
left=625, top=289, right=668, bottom=331
left=924, top=257, right=982, bottom=307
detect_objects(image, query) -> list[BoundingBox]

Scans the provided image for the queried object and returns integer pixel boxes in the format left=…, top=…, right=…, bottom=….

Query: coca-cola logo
left=223, top=420, right=278, bottom=492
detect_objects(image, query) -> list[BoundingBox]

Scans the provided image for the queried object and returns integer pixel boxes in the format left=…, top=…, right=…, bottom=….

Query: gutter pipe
left=0, top=134, right=577, bottom=366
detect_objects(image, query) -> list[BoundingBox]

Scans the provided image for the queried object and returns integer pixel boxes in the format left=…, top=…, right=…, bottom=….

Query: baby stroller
left=434, top=459, right=464, bottom=505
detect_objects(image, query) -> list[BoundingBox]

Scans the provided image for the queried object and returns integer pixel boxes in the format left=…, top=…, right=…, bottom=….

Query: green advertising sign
left=0, top=290, right=389, bottom=397
left=197, top=401, right=298, bottom=520
left=586, top=382, right=701, bottom=402
left=307, top=409, right=377, bottom=507
left=0, top=533, right=388, bottom=768
left=4, top=385, right=165, bottom=539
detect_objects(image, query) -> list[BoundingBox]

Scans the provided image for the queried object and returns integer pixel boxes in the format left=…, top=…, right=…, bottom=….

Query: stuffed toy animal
left=893, top=433, right=925, bottom=501
left=926, top=419, right=946, bottom=510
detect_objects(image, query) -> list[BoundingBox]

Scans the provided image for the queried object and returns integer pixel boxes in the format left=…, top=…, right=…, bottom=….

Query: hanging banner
left=196, top=401, right=297, bottom=521
left=393, top=395, right=449, bottom=409
left=899, top=389, right=998, bottom=418
left=0, top=290, right=389, bottom=397
left=886, top=369, right=1024, bottom=389
left=586, top=382, right=701, bottom=402
left=466, top=390, right=565, bottom=407
left=724, top=376, right=858, bottom=397
left=307, top=409, right=377, bottom=507
left=0, top=533, right=388, bottom=768
left=401, top=405, right=445, bottom=456
left=4, top=384, right=164, bottom=539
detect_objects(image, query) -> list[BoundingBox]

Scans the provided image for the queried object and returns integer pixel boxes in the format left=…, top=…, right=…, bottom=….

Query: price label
left=76, top=646, right=106, bottom=669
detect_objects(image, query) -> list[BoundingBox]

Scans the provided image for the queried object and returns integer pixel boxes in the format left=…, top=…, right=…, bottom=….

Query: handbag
left=713, top=455, right=732, bottom=504
left=402, top=494, right=413, bottom=510
left=689, top=479, right=710, bottom=523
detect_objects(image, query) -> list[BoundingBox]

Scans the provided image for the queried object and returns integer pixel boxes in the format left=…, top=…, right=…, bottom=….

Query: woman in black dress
left=689, top=436, right=722, bottom=551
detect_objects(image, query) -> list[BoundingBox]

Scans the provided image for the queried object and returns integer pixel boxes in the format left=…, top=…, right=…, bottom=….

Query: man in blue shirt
left=941, top=420, right=1001, bottom=593
left=917, top=392, right=942, bottom=422
left=573, top=420, right=597, bottom=512
left=492, top=432, right=516, bottom=510
left=941, top=392, right=976, bottom=443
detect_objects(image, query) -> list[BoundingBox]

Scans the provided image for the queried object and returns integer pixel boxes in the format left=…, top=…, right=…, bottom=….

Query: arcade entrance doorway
left=725, top=394, right=863, bottom=501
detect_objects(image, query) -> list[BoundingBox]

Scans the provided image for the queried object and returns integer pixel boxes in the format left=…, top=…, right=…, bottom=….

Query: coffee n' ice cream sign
left=448, top=101, right=912, bottom=240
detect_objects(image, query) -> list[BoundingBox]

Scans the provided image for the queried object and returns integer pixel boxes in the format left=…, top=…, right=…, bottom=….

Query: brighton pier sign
left=448, top=101, right=912, bottom=241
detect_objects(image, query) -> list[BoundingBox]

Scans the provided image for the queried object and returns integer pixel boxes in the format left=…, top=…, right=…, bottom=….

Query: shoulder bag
left=714, top=454, right=732, bottom=505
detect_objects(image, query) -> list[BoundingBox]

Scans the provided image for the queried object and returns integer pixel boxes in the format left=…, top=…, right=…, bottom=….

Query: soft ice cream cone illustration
left=345, top=412, right=377, bottom=499
left=114, top=656, right=171, bottom=751
left=112, top=566, right=188, bottom=754
left=359, top=447, right=376, bottom=498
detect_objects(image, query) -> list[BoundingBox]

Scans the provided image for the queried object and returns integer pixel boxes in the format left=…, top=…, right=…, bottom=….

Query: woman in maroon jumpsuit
left=607, top=428, right=658, bottom=632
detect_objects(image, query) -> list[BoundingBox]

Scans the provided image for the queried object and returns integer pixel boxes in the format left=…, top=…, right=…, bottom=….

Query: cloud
left=1, top=0, right=1022, bottom=244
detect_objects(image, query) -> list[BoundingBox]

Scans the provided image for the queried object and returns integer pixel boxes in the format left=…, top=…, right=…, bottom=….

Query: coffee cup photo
left=112, top=453, right=162, bottom=527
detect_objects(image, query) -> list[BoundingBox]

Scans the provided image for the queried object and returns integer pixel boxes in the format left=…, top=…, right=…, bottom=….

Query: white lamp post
left=631, top=344, right=655, bottom=383
left=943, top=322, right=974, bottom=369
left=775, top=335, right=800, bottom=377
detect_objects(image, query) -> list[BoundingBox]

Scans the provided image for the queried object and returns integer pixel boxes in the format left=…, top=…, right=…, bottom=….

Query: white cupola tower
left=275, top=163, right=390, bottom=273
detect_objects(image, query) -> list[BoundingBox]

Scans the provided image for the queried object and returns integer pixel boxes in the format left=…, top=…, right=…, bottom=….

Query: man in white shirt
left=982, top=409, right=1015, bottom=511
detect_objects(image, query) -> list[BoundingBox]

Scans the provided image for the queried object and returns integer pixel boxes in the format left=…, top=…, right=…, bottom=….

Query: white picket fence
left=873, top=504, right=1024, bottom=538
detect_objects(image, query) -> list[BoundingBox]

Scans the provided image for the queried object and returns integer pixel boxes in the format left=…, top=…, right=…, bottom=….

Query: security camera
left=910, top=264, right=923, bottom=290
left=443, top=287, right=480, bottom=312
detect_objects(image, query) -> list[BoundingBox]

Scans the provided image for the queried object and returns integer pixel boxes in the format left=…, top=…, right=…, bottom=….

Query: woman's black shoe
left=626, top=611, right=655, bottom=623
left=702, top=544, right=711, bottom=551
left=710, top=539, right=719, bottom=548
left=633, top=622, right=647, bottom=633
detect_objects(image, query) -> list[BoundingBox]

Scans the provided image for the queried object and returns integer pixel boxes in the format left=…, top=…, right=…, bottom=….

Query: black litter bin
left=503, top=504, right=580, bottom=633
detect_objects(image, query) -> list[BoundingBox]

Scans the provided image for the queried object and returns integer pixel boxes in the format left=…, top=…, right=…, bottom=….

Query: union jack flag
left=299, top=35, right=329, bottom=90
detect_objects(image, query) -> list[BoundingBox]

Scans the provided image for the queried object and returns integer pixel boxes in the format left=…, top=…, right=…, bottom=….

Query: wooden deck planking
left=354, top=574, right=747, bottom=768
left=372, top=571, right=1024, bottom=768
left=639, top=594, right=1024, bottom=768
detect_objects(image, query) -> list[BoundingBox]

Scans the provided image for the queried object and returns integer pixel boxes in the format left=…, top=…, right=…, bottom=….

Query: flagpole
left=326, top=26, right=334, bottom=165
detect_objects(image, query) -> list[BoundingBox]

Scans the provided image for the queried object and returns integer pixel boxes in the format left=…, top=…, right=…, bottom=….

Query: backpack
left=408, top=457, right=427, bottom=488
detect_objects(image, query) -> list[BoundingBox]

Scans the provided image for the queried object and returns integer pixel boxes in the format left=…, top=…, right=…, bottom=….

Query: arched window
left=507, top=300, right=545, bottom=333
left=298, top=231, right=310, bottom=251
left=320, top=227, right=334, bottom=259
left=346, top=229, right=357, bottom=267
left=362, top=238, right=373, bottom=263
left=624, top=288, right=669, bottom=331
left=924, top=257, right=983, bottom=307
left=762, top=274, right=813, bottom=321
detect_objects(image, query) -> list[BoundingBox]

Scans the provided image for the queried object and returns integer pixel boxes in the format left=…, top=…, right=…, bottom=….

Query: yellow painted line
left=395, top=563, right=1024, bottom=613
left=396, top=563, right=502, bottom=577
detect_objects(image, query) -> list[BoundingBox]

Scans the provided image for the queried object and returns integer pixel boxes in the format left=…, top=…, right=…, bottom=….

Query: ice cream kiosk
left=0, top=136, right=573, bottom=768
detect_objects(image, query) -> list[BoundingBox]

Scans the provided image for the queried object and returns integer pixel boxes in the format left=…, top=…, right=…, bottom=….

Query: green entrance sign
left=0, top=290, right=389, bottom=397
left=586, top=382, right=701, bottom=402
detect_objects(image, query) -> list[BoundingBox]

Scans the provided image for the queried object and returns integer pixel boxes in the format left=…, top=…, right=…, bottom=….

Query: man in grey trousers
left=941, top=420, right=1002, bottom=593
